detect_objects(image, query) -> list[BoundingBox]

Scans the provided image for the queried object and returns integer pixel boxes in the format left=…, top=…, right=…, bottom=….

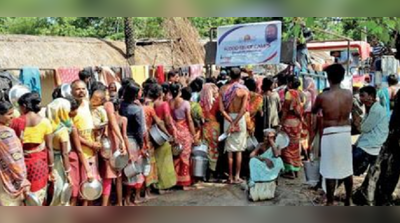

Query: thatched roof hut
left=0, top=35, right=129, bottom=68
left=0, top=18, right=205, bottom=105
left=0, top=35, right=203, bottom=68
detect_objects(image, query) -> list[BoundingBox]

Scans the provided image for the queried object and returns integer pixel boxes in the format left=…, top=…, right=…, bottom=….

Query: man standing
left=71, top=80, right=102, bottom=206
left=219, top=68, right=249, bottom=184
left=354, top=86, right=389, bottom=178
left=313, top=64, right=353, bottom=206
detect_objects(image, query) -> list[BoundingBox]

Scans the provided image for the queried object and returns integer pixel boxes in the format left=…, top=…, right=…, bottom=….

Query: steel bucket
left=303, top=160, right=320, bottom=186
left=191, top=156, right=208, bottom=178
left=192, top=144, right=208, bottom=157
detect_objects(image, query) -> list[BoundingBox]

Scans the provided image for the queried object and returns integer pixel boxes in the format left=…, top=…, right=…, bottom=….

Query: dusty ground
left=144, top=171, right=319, bottom=206
left=143, top=171, right=400, bottom=206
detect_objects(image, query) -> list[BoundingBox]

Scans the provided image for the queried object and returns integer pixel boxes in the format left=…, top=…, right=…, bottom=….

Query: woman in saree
left=142, top=86, right=172, bottom=199
left=169, top=84, right=199, bottom=190
left=200, top=83, right=220, bottom=176
left=149, top=84, right=177, bottom=193
left=182, top=87, right=204, bottom=142
left=46, top=98, right=76, bottom=206
left=119, top=82, right=147, bottom=205
left=0, top=101, right=30, bottom=206
left=10, top=92, right=55, bottom=204
left=244, top=78, right=263, bottom=136
left=302, top=77, right=317, bottom=158
left=280, top=76, right=304, bottom=179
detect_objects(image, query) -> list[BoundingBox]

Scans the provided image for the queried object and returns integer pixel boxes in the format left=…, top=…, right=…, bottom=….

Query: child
left=112, top=99, right=132, bottom=206
left=90, top=90, right=108, bottom=141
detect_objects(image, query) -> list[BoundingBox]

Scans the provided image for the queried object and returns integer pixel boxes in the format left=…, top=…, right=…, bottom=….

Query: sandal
left=234, top=178, right=245, bottom=184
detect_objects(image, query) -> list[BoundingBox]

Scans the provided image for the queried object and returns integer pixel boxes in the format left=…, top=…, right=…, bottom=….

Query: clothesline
left=0, top=68, right=56, bottom=71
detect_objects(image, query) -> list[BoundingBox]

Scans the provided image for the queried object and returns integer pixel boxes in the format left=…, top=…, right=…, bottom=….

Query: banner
left=216, top=21, right=282, bottom=66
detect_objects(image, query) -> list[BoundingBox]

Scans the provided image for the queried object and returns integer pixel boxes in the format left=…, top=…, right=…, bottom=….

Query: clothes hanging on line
left=131, top=66, right=149, bottom=86
left=56, top=68, right=80, bottom=85
left=20, top=67, right=42, bottom=96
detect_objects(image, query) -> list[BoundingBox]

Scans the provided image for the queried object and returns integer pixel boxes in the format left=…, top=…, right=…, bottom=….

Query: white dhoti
left=320, top=126, right=353, bottom=180
left=224, top=113, right=247, bottom=153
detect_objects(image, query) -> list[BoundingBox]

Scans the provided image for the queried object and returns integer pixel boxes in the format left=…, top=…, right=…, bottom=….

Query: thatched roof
left=0, top=35, right=129, bottom=68
left=0, top=18, right=206, bottom=69
left=0, top=33, right=204, bottom=69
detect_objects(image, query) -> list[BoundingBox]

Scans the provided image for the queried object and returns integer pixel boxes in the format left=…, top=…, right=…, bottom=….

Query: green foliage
left=0, top=17, right=399, bottom=46
left=0, top=17, right=166, bottom=40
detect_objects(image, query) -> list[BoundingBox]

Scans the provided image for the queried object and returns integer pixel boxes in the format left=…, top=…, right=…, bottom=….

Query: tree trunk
left=124, top=17, right=135, bottom=65
left=355, top=91, right=400, bottom=206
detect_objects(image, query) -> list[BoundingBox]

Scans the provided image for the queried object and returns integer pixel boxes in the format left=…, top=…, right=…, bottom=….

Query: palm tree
left=124, top=17, right=135, bottom=64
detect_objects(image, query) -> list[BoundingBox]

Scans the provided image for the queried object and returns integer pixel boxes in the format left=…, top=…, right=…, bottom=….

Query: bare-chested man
left=220, top=68, right=249, bottom=184
left=312, top=64, right=353, bottom=206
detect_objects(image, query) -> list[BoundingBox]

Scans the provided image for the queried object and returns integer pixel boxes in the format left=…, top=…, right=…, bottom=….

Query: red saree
left=174, top=120, right=193, bottom=186
left=282, top=90, right=304, bottom=172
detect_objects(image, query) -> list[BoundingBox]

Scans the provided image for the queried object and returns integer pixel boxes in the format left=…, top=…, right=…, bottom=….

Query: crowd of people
left=0, top=63, right=396, bottom=206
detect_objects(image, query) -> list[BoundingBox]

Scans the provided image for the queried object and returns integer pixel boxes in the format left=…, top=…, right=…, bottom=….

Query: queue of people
left=0, top=64, right=396, bottom=206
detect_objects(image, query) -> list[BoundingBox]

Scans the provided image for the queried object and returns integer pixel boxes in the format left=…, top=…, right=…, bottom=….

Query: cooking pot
left=192, top=144, right=208, bottom=157
left=191, top=156, right=209, bottom=178
left=60, top=84, right=72, bottom=98
left=100, top=137, right=112, bottom=159
left=60, top=183, right=73, bottom=205
left=80, top=179, right=103, bottom=201
left=124, top=162, right=140, bottom=178
left=172, top=143, right=183, bottom=157
left=110, top=150, right=129, bottom=171
left=149, top=125, right=170, bottom=146
left=276, top=132, right=290, bottom=150
left=25, top=192, right=42, bottom=206
left=9, top=84, right=31, bottom=108
left=246, top=136, right=259, bottom=152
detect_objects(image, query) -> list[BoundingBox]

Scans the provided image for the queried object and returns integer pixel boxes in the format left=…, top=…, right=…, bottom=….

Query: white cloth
left=0, top=177, right=24, bottom=206
left=224, top=113, right=247, bottom=153
left=320, top=126, right=353, bottom=179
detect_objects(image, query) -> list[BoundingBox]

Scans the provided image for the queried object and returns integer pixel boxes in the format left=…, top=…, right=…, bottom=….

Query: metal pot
left=60, top=183, right=73, bottom=205
left=25, top=192, right=42, bottom=206
left=80, top=179, right=103, bottom=201
left=143, top=156, right=151, bottom=177
left=8, top=84, right=31, bottom=108
left=191, top=156, right=209, bottom=178
left=60, top=84, right=72, bottom=98
left=149, top=125, right=170, bottom=146
left=100, top=137, right=112, bottom=159
left=124, top=162, right=140, bottom=178
left=246, top=136, right=259, bottom=152
left=192, top=144, right=208, bottom=157
left=172, top=143, right=183, bottom=157
left=110, top=150, right=129, bottom=171
left=276, top=132, right=290, bottom=150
